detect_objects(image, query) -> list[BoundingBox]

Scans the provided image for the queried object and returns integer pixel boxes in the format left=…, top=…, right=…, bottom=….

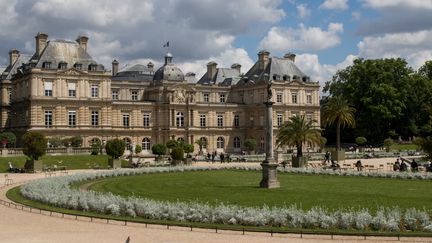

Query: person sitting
left=330, top=160, right=340, bottom=170
left=393, top=159, right=400, bottom=171
left=400, top=161, right=408, bottom=172
left=8, top=161, right=20, bottom=173
left=355, top=160, right=363, bottom=171
left=410, top=159, right=418, bottom=172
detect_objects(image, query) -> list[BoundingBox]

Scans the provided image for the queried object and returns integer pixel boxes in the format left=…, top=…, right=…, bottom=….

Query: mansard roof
left=198, top=67, right=241, bottom=86
left=31, top=39, right=104, bottom=71
left=0, top=53, right=32, bottom=80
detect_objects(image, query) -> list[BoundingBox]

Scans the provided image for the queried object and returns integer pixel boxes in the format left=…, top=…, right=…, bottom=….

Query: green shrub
left=22, top=131, right=47, bottom=160
left=152, top=144, right=166, bottom=157
left=135, top=144, right=142, bottom=154
left=105, top=139, right=125, bottom=159
left=244, top=138, right=257, bottom=152
left=91, top=140, right=101, bottom=155
left=183, top=143, right=194, bottom=155
left=49, top=136, right=63, bottom=148
left=171, top=146, right=184, bottom=161
left=0, top=132, right=16, bottom=148
left=355, top=137, right=367, bottom=146
left=166, top=140, right=178, bottom=149
left=383, top=138, right=394, bottom=152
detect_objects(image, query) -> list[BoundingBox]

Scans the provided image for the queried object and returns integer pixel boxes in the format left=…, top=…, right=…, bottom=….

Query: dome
left=154, top=64, right=184, bottom=81
left=154, top=52, right=184, bottom=81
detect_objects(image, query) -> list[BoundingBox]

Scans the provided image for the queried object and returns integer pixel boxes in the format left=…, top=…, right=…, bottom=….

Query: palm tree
left=321, top=96, right=356, bottom=150
left=276, top=115, right=321, bottom=158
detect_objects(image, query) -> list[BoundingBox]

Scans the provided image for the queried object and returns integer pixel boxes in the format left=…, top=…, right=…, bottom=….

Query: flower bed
left=20, top=166, right=432, bottom=232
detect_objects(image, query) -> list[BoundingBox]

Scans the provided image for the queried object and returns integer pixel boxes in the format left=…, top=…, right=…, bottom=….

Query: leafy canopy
left=22, top=131, right=47, bottom=160
left=277, top=115, right=321, bottom=157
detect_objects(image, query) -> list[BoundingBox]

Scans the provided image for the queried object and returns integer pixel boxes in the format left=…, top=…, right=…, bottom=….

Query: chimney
left=284, top=52, right=296, bottom=62
left=147, top=61, right=154, bottom=71
left=35, top=32, right=48, bottom=57
left=207, top=61, right=217, bottom=80
left=231, top=63, right=241, bottom=73
left=112, top=59, right=119, bottom=76
left=9, top=49, right=20, bottom=66
left=258, top=50, right=270, bottom=70
left=76, top=35, right=89, bottom=51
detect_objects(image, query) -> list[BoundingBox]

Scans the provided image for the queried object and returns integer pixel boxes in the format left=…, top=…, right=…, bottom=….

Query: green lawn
left=390, top=143, right=418, bottom=151
left=88, top=170, right=432, bottom=212
left=0, top=155, right=129, bottom=172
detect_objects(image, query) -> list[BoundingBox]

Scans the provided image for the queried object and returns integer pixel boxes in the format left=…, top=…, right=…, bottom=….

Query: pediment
left=58, top=68, right=86, bottom=76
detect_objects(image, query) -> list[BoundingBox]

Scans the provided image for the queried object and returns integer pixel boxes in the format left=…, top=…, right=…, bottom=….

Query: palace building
left=0, top=32, right=320, bottom=154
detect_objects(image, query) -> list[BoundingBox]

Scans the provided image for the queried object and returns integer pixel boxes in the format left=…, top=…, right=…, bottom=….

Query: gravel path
left=0, top=162, right=429, bottom=243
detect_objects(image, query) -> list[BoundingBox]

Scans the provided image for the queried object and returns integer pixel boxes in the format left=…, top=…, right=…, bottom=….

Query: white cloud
left=296, top=4, right=310, bottom=19
left=362, top=0, right=432, bottom=9
left=296, top=53, right=356, bottom=90
left=358, top=30, right=432, bottom=69
left=320, top=0, right=349, bottom=10
left=259, top=23, right=344, bottom=52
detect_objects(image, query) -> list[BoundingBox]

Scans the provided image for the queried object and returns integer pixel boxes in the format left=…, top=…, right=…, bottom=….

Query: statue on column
left=267, top=80, right=273, bottom=101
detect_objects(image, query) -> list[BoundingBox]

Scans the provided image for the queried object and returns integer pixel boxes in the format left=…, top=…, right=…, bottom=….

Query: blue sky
left=1, top=0, right=432, bottom=88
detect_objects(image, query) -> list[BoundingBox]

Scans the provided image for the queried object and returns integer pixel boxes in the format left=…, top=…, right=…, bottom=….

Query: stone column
left=260, top=98, right=280, bottom=188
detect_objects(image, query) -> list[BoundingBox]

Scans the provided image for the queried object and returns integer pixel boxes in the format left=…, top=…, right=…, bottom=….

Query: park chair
left=4, top=174, right=13, bottom=185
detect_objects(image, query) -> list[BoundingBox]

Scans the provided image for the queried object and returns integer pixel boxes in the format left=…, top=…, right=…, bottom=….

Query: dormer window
left=273, top=75, right=277, bottom=81
left=58, top=62, right=67, bottom=70
left=283, top=75, right=290, bottom=81
left=42, top=62, right=51, bottom=69
left=293, top=75, right=298, bottom=81
left=74, top=63, right=82, bottom=70
left=88, top=64, right=97, bottom=71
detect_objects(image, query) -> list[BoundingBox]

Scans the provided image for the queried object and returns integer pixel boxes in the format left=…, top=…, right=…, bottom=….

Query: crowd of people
left=206, top=151, right=231, bottom=163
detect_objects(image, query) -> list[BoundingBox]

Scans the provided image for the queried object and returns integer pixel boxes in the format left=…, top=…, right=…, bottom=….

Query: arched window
left=123, top=138, right=131, bottom=151
left=176, top=112, right=184, bottom=127
left=90, top=137, right=100, bottom=146
left=200, top=137, right=207, bottom=149
left=216, top=137, right=224, bottom=149
left=233, top=137, right=241, bottom=148
left=177, top=137, right=184, bottom=143
left=142, top=137, right=151, bottom=150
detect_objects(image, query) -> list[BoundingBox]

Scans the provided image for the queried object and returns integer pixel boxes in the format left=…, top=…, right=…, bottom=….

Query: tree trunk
left=297, top=143, right=303, bottom=157
left=336, top=120, right=341, bottom=150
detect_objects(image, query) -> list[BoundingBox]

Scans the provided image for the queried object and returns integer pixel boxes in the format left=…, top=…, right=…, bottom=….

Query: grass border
left=6, top=185, right=432, bottom=238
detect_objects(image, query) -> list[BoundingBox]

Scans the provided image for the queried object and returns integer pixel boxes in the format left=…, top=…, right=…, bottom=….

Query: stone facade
left=0, top=33, right=320, bottom=154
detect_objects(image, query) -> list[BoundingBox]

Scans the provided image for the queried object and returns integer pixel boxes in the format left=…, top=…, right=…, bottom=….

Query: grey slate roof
left=154, top=64, right=184, bottom=81
left=198, top=67, right=241, bottom=85
left=112, top=64, right=154, bottom=82
left=0, top=54, right=32, bottom=80
left=242, top=56, right=309, bottom=85
left=31, top=39, right=103, bottom=71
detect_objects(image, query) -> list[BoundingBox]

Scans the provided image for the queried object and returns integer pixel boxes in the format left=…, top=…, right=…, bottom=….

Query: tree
left=166, top=140, right=178, bottom=149
left=70, top=136, right=83, bottom=147
left=355, top=136, right=367, bottom=146
left=22, top=131, right=47, bottom=160
left=134, top=144, right=142, bottom=154
left=105, top=139, right=125, bottom=159
left=0, top=132, right=16, bottom=148
left=183, top=143, right=194, bottom=157
left=323, top=58, right=431, bottom=142
left=170, top=146, right=184, bottom=161
left=49, top=136, right=63, bottom=148
left=244, top=139, right=257, bottom=153
left=195, top=139, right=204, bottom=154
left=416, top=136, right=432, bottom=161
left=383, top=138, right=394, bottom=152
left=321, top=96, right=356, bottom=150
left=152, top=144, right=166, bottom=159
left=276, top=115, right=321, bottom=157
left=91, top=140, right=101, bottom=155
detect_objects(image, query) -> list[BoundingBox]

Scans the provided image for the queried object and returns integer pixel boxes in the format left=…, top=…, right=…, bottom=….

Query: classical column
left=260, top=81, right=280, bottom=188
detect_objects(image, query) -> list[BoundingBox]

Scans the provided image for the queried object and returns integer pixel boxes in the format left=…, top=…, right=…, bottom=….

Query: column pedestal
left=260, top=160, right=280, bottom=188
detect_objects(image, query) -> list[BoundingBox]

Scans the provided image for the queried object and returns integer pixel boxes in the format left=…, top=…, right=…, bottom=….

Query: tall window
left=260, top=137, right=265, bottom=151
left=216, top=137, right=224, bottom=149
left=276, top=92, right=283, bottom=103
left=277, top=114, right=283, bottom=126
left=142, top=138, right=151, bottom=150
left=199, top=137, right=207, bottom=149
left=91, top=84, right=99, bottom=98
left=123, top=138, right=131, bottom=151
left=219, top=93, right=226, bottom=103
left=7, top=88, right=11, bottom=104
left=200, top=114, right=206, bottom=127
left=91, top=111, right=99, bottom=127
left=68, top=110, right=76, bottom=128
left=291, top=91, right=298, bottom=104
left=68, top=82, right=76, bottom=97
left=143, top=113, right=150, bottom=127
left=176, top=112, right=184, bottom=127
left=131, top=90, right=138, bottom=100
left=44, top=81, right=53, bottom=97
left=112, top=90, right=119, bottom=100
left=45, top=111, right=52, bottom=128
left=203, top=93, right=209, bottom=102
left=234, top=114, right=240, bottom=128
left=233, top=137, right=241, bottom=148
left=217, top=114, right=223, bottom=127
left=306, top=113, right=313, bottom=122
left=250, top=115, right=254, bottom=126
left=306, top=93, right=312, bottom=104
left=123, top=113, right=130, bottom=128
